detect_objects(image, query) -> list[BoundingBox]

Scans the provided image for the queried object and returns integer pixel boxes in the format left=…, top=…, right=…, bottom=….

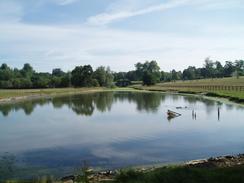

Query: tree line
left=0, top=58, right=243, bottom=89
left=0, top=63, right=113, bottom=89
left=114, top=58, right=244, bottom=85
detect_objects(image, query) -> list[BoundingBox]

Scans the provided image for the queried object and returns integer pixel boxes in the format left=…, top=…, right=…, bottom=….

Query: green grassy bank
left=0, top=87, right=109, bottom=102
left=132, top=77, right=244, bottom=104
left=110, top=165, right=244, bottom=183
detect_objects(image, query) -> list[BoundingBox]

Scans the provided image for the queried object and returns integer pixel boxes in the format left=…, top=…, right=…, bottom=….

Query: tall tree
left=21, top=63, right=34, bottom=78
left=135, top=61, right=161, bottom=85
left=204, top=57, right=215, bottom=78
left=234, top=60, right=244, bottom=78
left=71, top=65, right=94, bottom=87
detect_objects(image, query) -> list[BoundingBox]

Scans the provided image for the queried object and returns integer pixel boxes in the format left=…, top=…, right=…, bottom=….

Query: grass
left=0, top=87, right=108, bottom=100
left=132, top=77, right=244, bottom=103
left=160, top=76, right=244, bottom=86
left=4, top=165, right=244, bottom=183
left=111, top=165, right=244, bottom=183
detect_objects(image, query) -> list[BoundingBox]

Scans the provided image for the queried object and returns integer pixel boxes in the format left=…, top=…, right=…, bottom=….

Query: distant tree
left=234, top=60, right=244, bottom=78
left=12, top=78, right=32, bottom=89
left=31, top=73, right=51, bottom=88
left=71, top=66, right=84, bottom=87
left=171, top=69, right=181, bottom=81
left=0, top=64, right=10, bottom=70
left=21, top=63, right=34, bottom=78
left=223, top=61, right=235, bottom=77
left=0, top=63, right=13, bottom=81
left=137, top=61, right=161, bottom=85
left=104, top=67, right=114, bottom=87
left=160, top=71, right=165, bottom=81
left=52, top=68, right=65, bottom=77
left=113, top=72, right=127, bottom=81
left=71, top=65, right=94, bottom=87
left=126, top=71, right=140, bottom=81
left=214, top=61, right=224, bottom=78
left=51, top=76, right=62, bottom=88
left=135, top=62, right=144, bottom=81
left=164, top=72, right=172, bottom=82
left=204, top=57, right=215, bottom=78
left=143, top=71, right=158, bottom=85
left=93, top=66, right=107, bottom=87
left=183, top=67, right=195, bottom=80
left=60, top=73, right=71, bottom=87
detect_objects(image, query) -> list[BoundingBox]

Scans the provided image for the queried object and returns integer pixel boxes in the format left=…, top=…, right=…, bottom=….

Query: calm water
left=1, top=91, right=244, bottom=179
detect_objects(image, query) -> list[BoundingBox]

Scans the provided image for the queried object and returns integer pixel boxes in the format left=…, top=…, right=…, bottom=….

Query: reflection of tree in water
left=183, top=95, right=198, bottom=104
left=70, top=95, right=95, bottom=116
left=0, top=99, right=49, bottom=117
left=0, top=92, right=166, bottom=117
left=114, top=92, right=163, bottom=113
left=52, top=92, right=113, bottom=116
left=0, top=153, right=16, bottom=181
left=171, top=94, right=180, bottom=101
left=93, top=92, right=113, bottom=112
left=226, top=104, right=234, bottom=111
left=183, top=95, right=219, bottom=115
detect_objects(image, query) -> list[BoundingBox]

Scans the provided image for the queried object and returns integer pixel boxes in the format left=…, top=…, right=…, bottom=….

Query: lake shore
left=0, top=88, right=109, bottom=104
left=61, top=154, right=244, bottom=183
left=131, top=85, right=244, bottom=105
left=1, top=86, right=243, bottom=106
left=0, top=87, right=141, bottom=104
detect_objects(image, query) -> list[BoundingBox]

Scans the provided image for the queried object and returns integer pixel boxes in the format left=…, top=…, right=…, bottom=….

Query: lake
left=0, top=91, right=244, bottom=179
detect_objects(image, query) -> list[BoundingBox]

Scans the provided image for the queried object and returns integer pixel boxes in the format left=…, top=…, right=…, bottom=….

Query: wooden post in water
left=218, top=107, right=220, bottom=121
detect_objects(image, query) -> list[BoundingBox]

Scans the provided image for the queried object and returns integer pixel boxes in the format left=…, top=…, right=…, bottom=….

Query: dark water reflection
left=0, top=91, right=244, bottom=180
left=0, top=92, right=165, bottom=117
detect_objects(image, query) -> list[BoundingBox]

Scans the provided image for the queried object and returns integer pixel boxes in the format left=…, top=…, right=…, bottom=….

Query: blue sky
left=0, top=0, right=244, bottom=72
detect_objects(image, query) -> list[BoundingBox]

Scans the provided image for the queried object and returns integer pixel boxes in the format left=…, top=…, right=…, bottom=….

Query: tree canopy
left=0, top=58, right=243, bottom=89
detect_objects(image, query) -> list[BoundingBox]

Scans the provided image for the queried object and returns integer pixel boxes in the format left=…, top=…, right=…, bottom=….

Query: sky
left=0, top=0, right=244, bottom=72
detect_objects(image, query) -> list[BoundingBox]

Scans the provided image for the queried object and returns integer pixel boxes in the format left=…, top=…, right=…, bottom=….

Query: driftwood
left=167, top=110, right=181, bottom=116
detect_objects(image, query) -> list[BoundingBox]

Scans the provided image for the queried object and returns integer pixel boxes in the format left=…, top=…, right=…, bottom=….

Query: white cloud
left=87, top=0, right=244, bottom=26
left=0, top=0, right=244, bottom=72
left=52, top=0, right=79, bottom=6
left=87, top=0, right=191, bottom=26
left=1, top=21, right=244, bottom=72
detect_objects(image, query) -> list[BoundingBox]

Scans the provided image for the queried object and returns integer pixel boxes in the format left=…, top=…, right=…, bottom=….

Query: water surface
left=0, top=91, right=244, bottom=179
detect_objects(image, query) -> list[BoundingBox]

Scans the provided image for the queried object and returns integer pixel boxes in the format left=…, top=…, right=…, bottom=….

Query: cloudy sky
left=0, top=0, right=244, bottom=72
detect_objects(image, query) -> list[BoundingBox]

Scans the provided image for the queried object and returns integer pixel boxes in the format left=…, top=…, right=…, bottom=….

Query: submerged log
left=167, top=110, right=181, bottom=117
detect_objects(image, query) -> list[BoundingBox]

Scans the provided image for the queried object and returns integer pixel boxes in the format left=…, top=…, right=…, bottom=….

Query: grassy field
left=160, top=76, right=244, bottom=86
left=132, top=77, right=244, bottom=103
left=110, top=165, right=244, bottom=183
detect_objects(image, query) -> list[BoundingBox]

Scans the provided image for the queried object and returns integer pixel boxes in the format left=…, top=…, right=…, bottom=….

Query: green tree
left=52, top=68, right=65, bottom=77
left=93, top=66, right=114, bottom=87
left=224, top=61, right=235, bottom=77
left=71, top=65, right=94, bottom=87
left=93, top=66, right=106, bottom=86
left=214, top=61, right=224, bottom=78
left=21, top=63, right=34, bottom=78
left=234, top=60, right=244, bottom=78
left=204, top=57, right=215, bottom=78
left=171, top=69, right=181, bottom=81
left=136, top=61, right=161, bottom=85
left=143, top=71, right=158, bottom=85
